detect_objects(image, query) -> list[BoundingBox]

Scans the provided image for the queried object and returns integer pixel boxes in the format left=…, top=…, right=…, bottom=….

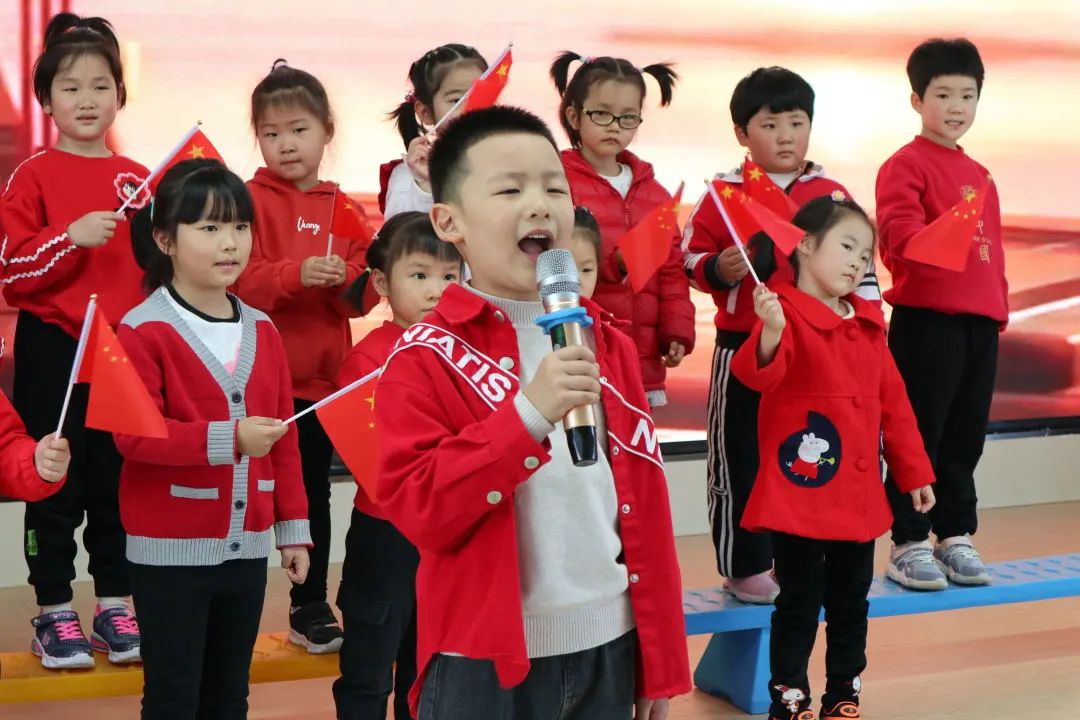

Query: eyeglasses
left=583, top=109, right=643, bottom=130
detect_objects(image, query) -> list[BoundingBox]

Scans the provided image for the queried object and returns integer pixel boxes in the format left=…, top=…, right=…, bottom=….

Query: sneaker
left=820, top=700, right=860, bottom=719
left=886, top=540, right=947, bottom=590
left=772, top=713, right=815, bottom=720
left=726, top=571, right=780, bottom=604
left=31, top=610, right=95, bottom=669
left=935, top=536, right=991, bottom=585
left=91, top=605, right=142, bottom=664
left=287, top=601, right=344, bottom=654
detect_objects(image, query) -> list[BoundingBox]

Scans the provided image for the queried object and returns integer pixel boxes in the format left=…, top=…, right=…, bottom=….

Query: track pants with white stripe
left=706, top=331, right=773, bottom=579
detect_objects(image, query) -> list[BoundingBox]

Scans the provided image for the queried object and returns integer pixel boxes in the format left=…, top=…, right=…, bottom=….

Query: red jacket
left=114, top=290, right=310, bottom=566
left=0, top=390, right=66, bottom=501
left=681, top=163, right=855, bottom=334
left=731, top=284, right=933, bottom=541
left=0, top=149, right=149, bottom=337
left=234, top=168, right=374, bottom=401
left=561, top=149, right=695, bottom=392
left=876, top=136, right=1008, bottom=324
left=336, top=320, right=404, bottom=519
left=374, top=284, right=691, bottom=713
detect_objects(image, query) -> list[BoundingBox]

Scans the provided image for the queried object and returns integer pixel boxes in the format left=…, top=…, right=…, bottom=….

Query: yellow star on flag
left=747, top=167, right=764, bottom=181
left=366, top=395, right=376, bottom=429
left=720, top=186, right=734, bottom=199
left=187, top=144, right=206, bottom=159
left=496, top=63, right=509, bottom=77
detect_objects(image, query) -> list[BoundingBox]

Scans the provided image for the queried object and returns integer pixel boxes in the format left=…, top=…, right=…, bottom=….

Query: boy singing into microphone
left=373, top=106, right=690, bottom=720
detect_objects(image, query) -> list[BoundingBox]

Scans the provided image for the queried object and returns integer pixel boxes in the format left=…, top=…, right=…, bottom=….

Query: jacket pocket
left=257, top=479, right=275, bottom=492
left=169, top=485, right=220, bottom=500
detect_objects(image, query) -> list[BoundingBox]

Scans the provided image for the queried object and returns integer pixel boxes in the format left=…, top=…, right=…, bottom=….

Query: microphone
left=535, top=248, right=598, bottom=467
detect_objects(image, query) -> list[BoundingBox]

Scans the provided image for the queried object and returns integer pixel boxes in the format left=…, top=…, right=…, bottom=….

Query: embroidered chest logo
left=114, top=172, right=150, bottom=214
left=392, top=324, right=517, bottom=408
left=778, top=412, right=842, bottom=488
left=297, top=217, right=321, bottom=236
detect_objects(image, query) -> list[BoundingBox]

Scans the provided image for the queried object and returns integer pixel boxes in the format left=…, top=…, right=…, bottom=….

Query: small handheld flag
left=902, top=181, right=991, bottom=272
left=326, top=190, right=375, bottom=258
left=432, top=43, right=513, bottom=133
left=706, top=179, right=761, bottom=286
left=617, top=182, right=684, bottom=292
left=117, top=123, right=224, bottom=214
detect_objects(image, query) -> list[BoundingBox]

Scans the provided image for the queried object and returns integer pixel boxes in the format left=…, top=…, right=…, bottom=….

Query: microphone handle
left=548, top=318, right=598, bottom=466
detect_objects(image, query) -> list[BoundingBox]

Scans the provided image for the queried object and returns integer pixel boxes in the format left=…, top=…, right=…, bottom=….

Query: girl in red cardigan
left=0, top=11, right=148, bottom=670
left=234, top=60, right=374, bottom=654
left=120, top=158, right=310, bottom=720
left=550, top=52, right=695, bottom=408
left=732, top=197, right=935, bottom=720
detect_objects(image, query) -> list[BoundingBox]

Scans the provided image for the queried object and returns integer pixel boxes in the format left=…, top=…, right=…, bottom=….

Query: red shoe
left=820, top=700, right=860, bottom=719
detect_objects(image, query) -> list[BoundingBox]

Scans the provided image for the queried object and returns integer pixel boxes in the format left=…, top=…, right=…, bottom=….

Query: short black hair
left=428, top=105, right=559, bottom=204
left=788, top=196, right=875, bottom=282
left=572, top=205, right=602, bottom=258
left=729, top=67, right=814, bottom=132
left=130, top=159, right=253, bottom=293
left=907, top=38, right=985, bottom=98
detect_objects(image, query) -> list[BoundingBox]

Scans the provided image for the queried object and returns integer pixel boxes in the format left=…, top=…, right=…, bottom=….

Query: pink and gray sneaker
left=91, top=605, right=142, bottom=664
left=31, top=610, right=95, bottom=669
left=726, top=571, right=781, bottom=604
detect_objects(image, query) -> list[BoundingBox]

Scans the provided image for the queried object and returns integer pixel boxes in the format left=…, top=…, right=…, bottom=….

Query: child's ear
left=565, top=105, right=581, bottom=131
left=152, top=228, right=174, bottom=256
left=430, top=203, right=465, bottom=248
left=415, top=101, right=435, bottom=127
left=796, top=234, right=815, bottom=258
left=325, top=121, right=335, bottom=144
left=372, top=269, right=390, bottom=299
left=734, top=124, right=750, bottom=148
left=910, top=92, right=923, bottom=113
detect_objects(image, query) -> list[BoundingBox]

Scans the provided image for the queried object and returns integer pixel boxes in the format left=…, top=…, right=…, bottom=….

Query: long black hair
left=388, top=44, right=488, bottom=147
left=787, top=196, right=875, bottom=282
left=33, top=13, right=126, bottom=108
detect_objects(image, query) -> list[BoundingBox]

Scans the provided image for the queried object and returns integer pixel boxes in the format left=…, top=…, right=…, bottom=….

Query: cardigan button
left=629, top=573, right=640, bottom=584
left=486, top=491, right=503, bottom=505
left=621, top=504, right=631, bottom=515
left=612, top=446, right=620, bottom=456
left=231, top=392, right=243, bottom=404
left=524, top=456, right=540, bottom=470
left=855, top=458, right=869, bottom=472
left=493, top=311, right=506, bottom=322
left=234, top=500, right=245, bottom=510
left=229, top=541, right=241, bottom=552
left=499, top=356, right=515, bottom=371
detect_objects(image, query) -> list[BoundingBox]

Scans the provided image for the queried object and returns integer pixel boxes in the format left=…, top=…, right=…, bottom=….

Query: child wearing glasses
left=551, top=52, right=695, bottom=410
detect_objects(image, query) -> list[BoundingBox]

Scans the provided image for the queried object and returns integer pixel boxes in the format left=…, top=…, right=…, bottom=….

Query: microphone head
left=536, top=248, right=581, bottom=300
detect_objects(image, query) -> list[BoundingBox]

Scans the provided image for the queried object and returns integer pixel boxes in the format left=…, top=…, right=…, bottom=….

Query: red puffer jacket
left=561, top=149, right=695, bottom=393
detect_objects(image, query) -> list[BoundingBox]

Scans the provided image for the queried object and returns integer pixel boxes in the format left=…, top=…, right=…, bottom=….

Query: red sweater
left=336, top=320, right=404, bottom=518
left=0, top=390, right=66, bottom=502
left=561, top=149, right=696, bottom=392
left=114, top=290, right=311, bottom=565
left=234, top=168, right=374, bottom=401
left=732, top=284, right=934, bottom=541
left=876, top=136, right=1008, bottom=323
left=375, top=284, right=690, bottom=713
left=0, top=149, right=149, bottom=336
left=682, top=163, right=853, bottom=333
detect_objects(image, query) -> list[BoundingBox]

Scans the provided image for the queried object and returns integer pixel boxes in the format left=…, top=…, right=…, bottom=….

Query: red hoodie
left=234, top=168, right=374, bottom=401
left=560, top=149, right=696, bottom=393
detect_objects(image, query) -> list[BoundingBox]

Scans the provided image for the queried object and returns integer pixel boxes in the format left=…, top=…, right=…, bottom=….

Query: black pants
left=13, top=311, right=128, bottom=606
left=291, top=398, right=333, bottom=607
left=418, top=630, right=637, bottom=720
left=885, top=307, right=999, bottom=545
left=769, top=533, right=874, bottom=717
left=334, top=509, right=419, bottom=720
left=707, top=331, right=771, bottom=578
left=131, top=559, right=266, bottom=720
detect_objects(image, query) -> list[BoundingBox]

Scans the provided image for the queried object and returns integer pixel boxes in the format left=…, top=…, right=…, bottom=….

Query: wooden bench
left=0, top=632, right=338, bottom=704
left=683, top=553, right=1080, bottom=714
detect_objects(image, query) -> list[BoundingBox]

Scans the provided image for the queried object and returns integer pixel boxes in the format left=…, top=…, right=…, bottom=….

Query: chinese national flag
left=330, top=190, right=375, bottom=243
left=710, top=181, right=805, bottom=255
left=76, top=307, right=168, bottom=438
left=618, top=183, right=683, bottom=292
left=902, top=181, right=990, bottom=272
left=741, top=158, right=801, bottom=219
left=463, top=49, right=513, bottom=113
left=316, top=377, right=381, bottom=497
left=152, top=130, right=224, bottom=190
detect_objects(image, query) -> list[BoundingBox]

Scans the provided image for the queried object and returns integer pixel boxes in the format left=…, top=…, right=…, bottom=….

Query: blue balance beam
left=683, top=553, right=1080, bottom=714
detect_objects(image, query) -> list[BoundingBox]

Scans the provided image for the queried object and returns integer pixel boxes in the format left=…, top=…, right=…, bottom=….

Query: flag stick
left=116, top=122, right=202, bottom=215
left=431, top=42, right=512, bottom=134
left=283, top=367, right=383, bottom=426
left=55, top=295, right=97, bottom=438
left=705, top=179, right=762, bottom=286
left=325, top=232, right=335, bottom=259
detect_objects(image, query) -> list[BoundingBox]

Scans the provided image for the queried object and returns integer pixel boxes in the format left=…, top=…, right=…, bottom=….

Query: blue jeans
left=418, top=630, right=637, bottom=720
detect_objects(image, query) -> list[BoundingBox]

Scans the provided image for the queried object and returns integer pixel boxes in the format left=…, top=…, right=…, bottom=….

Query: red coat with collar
left=561, top=149, right=696, bottom=393
left=731, top=284, right=933, bottom=541
left=374, top=284, right=691, bottom=713
left=681, top=164, right=853, bottom=334
left=234, top=168, right=374, bottom=402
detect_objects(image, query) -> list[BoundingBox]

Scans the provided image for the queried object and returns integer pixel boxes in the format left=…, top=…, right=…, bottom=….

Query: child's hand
left=68, top=211, right=118, bottom=248
left=405, top=134, right=433, bottom=192
left=523, top=346, right=601, bottom=424
left=34, top=435, right=70, bottom=483
left=324, top=254, right=348, bottom=287
left=301, top=256, right=342, bottom=288
left=662, top=341, right=686, bottom=368
left=717, top=245, right=750, bottom=284
left=281, top=547, right=310, bottom=584
left=236, top=417, right=288, bottom=458
left=753, top=285, right=785, bottom=332
left=634, top=698, right=670, bottom=720
left=911, top=485, right=936, bottom=513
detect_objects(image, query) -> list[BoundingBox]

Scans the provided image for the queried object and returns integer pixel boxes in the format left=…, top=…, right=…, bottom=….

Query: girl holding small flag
left=551, top=52, right=695, bottom=409
left=0, top=11, right=148, bottom=670
left=333, top=211, right=463, bottom=720
left=234, top=59, right=374, bottom=655
left=119, top=158, right=311, bottom=720
left=379, top=44, right=488, bottom=218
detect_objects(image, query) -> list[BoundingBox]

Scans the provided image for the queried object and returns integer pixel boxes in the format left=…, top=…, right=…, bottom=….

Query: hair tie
left=271, top=58, right=289, bottom=71
left=404, top=90, right=417, bottom=103
left=830, top=190, right=847, bottom=202
left=580, top=55, right=594, bottom=64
